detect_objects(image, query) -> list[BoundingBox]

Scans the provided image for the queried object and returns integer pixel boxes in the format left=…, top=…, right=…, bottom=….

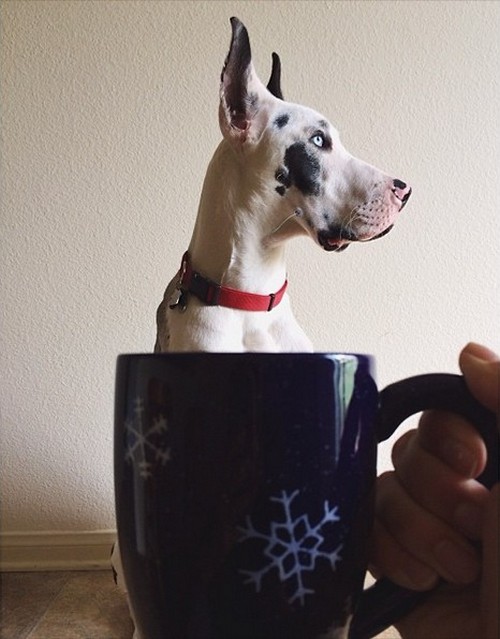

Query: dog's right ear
left=219, top=17, right=274, bottom=144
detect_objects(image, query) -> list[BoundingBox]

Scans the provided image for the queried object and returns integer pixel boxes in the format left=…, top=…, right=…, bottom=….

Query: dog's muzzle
left=318, top=180, right=411, bottom=252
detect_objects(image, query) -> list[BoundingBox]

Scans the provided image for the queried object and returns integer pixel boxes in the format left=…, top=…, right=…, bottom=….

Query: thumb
left=459, top=343, right=500, bottom=416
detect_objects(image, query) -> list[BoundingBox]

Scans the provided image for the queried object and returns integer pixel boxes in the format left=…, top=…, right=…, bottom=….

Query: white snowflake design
left=124, top=397, right=171, bottom=479
left=238, top=489, right=343, bottom=606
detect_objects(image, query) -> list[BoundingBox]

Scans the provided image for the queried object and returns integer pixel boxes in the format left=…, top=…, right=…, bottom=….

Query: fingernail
left=462, top=342, right=500, bottom=365
left=440, top=438, right=478, bottom=478
left=454, top=502, right=483, bottom=539
left=434, top=539, right=479, bottom=584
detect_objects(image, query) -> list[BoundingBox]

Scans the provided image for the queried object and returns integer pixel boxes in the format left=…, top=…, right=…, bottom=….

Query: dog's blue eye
left=310, top=133, right=325, bottom=148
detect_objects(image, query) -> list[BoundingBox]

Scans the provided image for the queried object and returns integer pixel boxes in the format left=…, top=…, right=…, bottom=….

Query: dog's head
left=219, top=18, right=411, bottom=252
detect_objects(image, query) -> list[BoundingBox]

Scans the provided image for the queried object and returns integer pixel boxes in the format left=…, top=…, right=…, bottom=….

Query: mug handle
left=349, top=373, right=499, bottom=639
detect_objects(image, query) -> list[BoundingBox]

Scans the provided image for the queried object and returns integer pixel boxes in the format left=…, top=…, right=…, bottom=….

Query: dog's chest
left=165, top=296, right=312, bottom=353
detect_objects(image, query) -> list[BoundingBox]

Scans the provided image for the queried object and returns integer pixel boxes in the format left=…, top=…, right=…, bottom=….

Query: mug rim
left=116, top=352, right=375, bottom=374
left=117, top=351, right=373, bottom=361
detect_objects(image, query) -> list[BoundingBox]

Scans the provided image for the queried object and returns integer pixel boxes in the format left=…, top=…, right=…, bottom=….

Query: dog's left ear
left=267, top=52, right=284, bottom=100
left=219, top=17, right=276, bottom=143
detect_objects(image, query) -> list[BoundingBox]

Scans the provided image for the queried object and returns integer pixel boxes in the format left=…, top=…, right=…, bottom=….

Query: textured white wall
left=1, top=1, right=499, bottom=533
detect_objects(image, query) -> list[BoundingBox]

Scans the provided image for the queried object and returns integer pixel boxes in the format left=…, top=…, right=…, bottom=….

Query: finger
left=416, top=410, right=488, bottom=479
left=376, top=471, right=481, bottom=585
left=481, top=483, right=500, bottom=639
left=392, top=423, right=489, bottom=539
left=370, top=518, right=439, bottom=590
left=459, top=343, right=500, bottom=415
left=391, top=428, right=414, bottom=462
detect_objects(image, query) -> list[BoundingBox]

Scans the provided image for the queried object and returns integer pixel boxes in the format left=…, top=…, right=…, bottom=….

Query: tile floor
left=0, top=571, right=133, bottom=639
left=0, top=570, right=400, bottom=639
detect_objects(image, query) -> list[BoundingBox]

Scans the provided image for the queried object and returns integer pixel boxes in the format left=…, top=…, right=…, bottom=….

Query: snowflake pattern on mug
left=124, top=397, right=171, bottom=478
left=238, top=490, right=343, bottom=605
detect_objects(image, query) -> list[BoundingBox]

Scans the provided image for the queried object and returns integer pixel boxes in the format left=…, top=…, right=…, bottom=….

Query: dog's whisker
left=341, top=208, right=362, bottom=238
left=345, top=207, right=360, bottom=231
left=269, top=211, right=300, bottom=236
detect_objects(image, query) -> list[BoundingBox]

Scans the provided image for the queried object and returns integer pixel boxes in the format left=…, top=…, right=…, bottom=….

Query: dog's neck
left=188, top=141, right=296, bottom=294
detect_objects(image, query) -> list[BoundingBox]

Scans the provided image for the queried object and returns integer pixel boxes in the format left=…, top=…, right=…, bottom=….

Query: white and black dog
left=113, top=17, right=411, bottom=638
left=153, top=16, right=411, bottom=354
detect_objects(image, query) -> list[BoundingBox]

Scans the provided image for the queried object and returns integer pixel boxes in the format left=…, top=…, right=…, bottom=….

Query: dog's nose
left=392, top=179, right=412, bottom=207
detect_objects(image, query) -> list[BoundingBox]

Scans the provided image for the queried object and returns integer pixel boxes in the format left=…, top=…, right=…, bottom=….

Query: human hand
left=370, top=342, right=499, bottom=639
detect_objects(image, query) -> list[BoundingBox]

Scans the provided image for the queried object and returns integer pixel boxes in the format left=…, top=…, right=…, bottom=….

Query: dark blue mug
left=114, top=353, right=498, bottom=639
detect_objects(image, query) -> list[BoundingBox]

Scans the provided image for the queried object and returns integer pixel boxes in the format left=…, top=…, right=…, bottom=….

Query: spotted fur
left=275, top=113, right=290, bottom=128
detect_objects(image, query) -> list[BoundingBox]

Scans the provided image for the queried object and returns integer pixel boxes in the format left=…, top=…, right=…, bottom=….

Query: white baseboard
left=0, top=529, right=117, bottom=572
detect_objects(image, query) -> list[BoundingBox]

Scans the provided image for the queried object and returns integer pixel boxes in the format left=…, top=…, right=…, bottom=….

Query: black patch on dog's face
left=274, top=113, right=290, bottom=129
left=283, top=143, right=321, bottom=196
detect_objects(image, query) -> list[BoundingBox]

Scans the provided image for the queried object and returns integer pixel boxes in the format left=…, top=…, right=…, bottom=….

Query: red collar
left=174, top=251, right=288, bottom=312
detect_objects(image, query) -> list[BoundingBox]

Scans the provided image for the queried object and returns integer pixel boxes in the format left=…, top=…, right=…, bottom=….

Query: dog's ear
left=219, top=17, right=274, bottom=143
left=266, top=52, right=284, bottom=100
